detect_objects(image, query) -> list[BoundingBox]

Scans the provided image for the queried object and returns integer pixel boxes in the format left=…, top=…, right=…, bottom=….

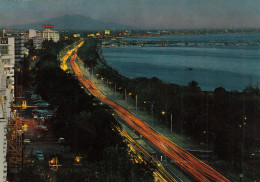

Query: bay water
left=102, top=34, right=260, bottom=91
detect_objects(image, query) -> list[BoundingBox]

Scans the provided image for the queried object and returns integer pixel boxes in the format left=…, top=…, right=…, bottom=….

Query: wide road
left=114, top=124, right=178, bottom=182
left=66, top=41, right=230, bottom=182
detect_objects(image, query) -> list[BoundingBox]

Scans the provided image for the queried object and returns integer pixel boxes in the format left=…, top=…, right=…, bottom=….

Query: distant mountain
left=7, top=15, right=133, bottom=30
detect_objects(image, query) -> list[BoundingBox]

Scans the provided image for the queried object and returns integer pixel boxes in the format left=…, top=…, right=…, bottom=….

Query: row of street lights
left=161, top=111, right=173, bottom=133
left=92, top=70, right=175, bottom=132
left=87, top=67, right=256, bottom=181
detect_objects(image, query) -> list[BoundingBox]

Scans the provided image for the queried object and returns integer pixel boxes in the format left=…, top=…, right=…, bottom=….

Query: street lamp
left=151, top=103, right=154, bottom=126
left=170, top=112, right=173, bottom=133
left=143, top=101, right=147, bottom=111
left=75, top=156, right=81, bottom=163
left=240, top=116, right=247, bottom=182
left=114, top=83, right=117, bottom=96
left=161, top=111, right=166, bottom=124
left=135, top=94, right=138, bottom=111
left=124, top=88, right=127, bottom=101
left=141, top=100, right=154, bottom=125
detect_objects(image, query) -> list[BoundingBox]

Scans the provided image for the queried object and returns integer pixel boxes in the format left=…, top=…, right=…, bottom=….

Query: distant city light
left=104, top=30, right=110, bottom=35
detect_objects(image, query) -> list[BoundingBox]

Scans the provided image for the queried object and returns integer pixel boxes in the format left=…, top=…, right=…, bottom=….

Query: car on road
left=35, top=151, right=44, bottom=160
left=35, top=125, right=48, bottom=130
left=35, top=102, right=50, bottom=107
left=23, top=139, right=30, bottom=144
left=58, top=137, right=65, bottom=144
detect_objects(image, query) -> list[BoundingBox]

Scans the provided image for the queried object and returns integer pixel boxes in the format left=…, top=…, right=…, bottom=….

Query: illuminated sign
left=42, top=24, right=54, bottom=28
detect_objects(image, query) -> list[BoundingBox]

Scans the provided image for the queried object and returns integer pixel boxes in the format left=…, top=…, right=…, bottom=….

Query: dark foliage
left=26, top=39, right=154, bottom=181
left=79, top=41, right=260, bottom=166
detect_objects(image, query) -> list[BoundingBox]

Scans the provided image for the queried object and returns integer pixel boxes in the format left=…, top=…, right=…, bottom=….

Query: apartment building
left=42, top=29, right=60, bottom=42
left=31, top=37, right=44, bottom=49
left=0, top=37, right=15, bottom=91
left=6, top=33, right=25, bottom=67
left=0, top=54, right=9, bottom=182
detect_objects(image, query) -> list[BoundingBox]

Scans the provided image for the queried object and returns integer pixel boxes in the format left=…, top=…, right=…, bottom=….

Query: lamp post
left=170, top=112, right=173, bottom=133
left=161, top=111, right=166, bottom=123
left=143, top=101, right=154, bottom=125
left=135, top=94, right=138, bottom=111
left=202, top=130, right=215, bottom=149
left=240, top=116, right=246, bottom=182
left=151, top=103, right=154, bottom=126
left=143, top=101, right=146, bottom=111
left=114, top=83, right=116, bottom=96
left=125, top=88, right=127, bottom=101
left=128, top=92, right=132, bottom=103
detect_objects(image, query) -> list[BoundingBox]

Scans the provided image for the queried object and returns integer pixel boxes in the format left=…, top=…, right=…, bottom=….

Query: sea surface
left=102, top=34, right=260, bottom=91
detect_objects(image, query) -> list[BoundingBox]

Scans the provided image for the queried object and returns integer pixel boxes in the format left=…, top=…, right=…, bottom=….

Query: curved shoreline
left=100, top=44, right=260, bottom=92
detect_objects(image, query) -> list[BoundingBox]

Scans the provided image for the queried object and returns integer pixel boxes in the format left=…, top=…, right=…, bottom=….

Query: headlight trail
left=65, top=43, right=230, bottom=182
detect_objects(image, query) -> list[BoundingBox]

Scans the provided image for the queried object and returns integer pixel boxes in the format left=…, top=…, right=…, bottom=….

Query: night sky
left=1, top=0, right=260, bottom=29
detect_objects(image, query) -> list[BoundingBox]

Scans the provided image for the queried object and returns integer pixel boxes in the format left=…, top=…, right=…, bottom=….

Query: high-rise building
left=1, top=29, right=26, bottom=67
left=31, top=37, right=44, bottom=49
left=0, top=30, right=17, bottom=182
left=29, top=29, right=42, bottom=40
left=28, top=29, right=59, bottom=47
left=42, top=29, right=59, bottom=42
left=0, top=37, right=15, bottom=90
left=0, top=29, right=6, bottom=38
left=29, top=29, right=36, bottom=39
left=0, top=54, right=10, bottom=182
left=6, top=33, right=25, bottom=67
left=0, top=117, right=8, bottom=182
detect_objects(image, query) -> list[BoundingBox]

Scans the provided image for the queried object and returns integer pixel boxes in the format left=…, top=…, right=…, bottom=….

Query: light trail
left=66, top=43, right=230, bottom=182
left=114, top=125, right=177, bottom=182
left=60, top=41, right=84, bottom=71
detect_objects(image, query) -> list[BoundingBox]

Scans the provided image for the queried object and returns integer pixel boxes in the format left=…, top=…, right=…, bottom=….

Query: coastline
left=101, top=45, right=260, bottom=92
left=79, top=40, right=260, bottom=182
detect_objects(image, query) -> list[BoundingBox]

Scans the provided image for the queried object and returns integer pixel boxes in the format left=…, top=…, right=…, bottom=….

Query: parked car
left=35, top=102, right=50, bottom=107
left=23, top=139, right=30, bottom=144
left=35, top=151, right=44, bottom=160
left=35, top=125, right=48, bottom=130
left=58, top=137, right=65, bottom=144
